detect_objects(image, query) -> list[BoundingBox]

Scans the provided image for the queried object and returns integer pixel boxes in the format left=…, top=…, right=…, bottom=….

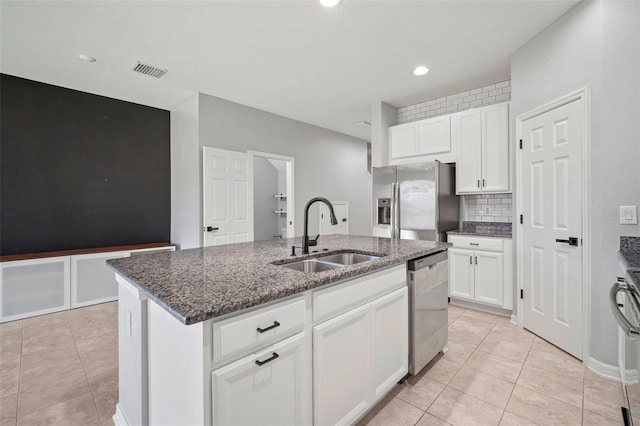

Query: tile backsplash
left=397, top=80, right=511, bottom=124
left=463, top=194, right=513, bottom=223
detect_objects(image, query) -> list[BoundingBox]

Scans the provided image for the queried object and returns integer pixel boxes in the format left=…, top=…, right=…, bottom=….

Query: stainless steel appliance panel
left=408, top=250, right=448, bottom=375
left=611, top=271, right=640, bottom=425
left=373, top=162, right=459, bottom=243
left=397, top=163, right=437, bottom=239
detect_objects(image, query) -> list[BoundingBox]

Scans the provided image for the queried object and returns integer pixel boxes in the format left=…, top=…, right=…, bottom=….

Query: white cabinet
left=454, top=103, right=509, bottom=194
left=313, top=282, right=408, bottom=426
left=313, top=304, right=372, bottom=426
left=389, top=123, right=418, bottom=159
left=389, top=116, right=453, bottom=164
left=138, top=264, right=407, bottom=426
left=372, top=287, right=408, bottom=399
left=449, top=248, right=474, bottom=300
left=450, top=248, right=503, bottom=306
left=1, top=244, right=175, bottom=322
left=71, top=251, right=130, bottom=308
left=0, top=256, right=70, bottom=322
left=212, top=333, right=308, bottom=426
left=448, top=235, right=512, bottom=310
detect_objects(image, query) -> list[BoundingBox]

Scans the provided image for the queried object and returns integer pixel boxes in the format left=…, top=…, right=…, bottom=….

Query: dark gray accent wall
left=0, top=74, right=170, bottom=255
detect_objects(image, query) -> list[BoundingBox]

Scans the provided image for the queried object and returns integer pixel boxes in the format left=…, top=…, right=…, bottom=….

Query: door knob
left=203, top=226, right=219, bottom=232
left=555, top=237, right=578, bottom=246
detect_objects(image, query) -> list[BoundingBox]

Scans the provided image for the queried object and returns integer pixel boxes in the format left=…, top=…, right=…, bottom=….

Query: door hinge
left=520, top=289, right=524, bottom=299
left=519, top=139, right=523, bottom=149
left=520, top=214, right=523, bottom=224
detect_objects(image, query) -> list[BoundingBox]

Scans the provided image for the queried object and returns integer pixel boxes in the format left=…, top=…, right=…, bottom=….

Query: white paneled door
left=319, top=202, right=349, bottom=235
left=203, top=147, right=254, bottom=247
left=521, top=99, right=583, bottom=359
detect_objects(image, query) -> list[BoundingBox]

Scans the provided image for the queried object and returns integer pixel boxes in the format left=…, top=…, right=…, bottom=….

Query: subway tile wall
left=464, top=194, right=513, bottom=223
left=397, top=80, right=511, bottom=124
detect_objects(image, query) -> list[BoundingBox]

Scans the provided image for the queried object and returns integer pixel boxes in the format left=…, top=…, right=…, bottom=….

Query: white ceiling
left=1, top=0, right=579, bottom=141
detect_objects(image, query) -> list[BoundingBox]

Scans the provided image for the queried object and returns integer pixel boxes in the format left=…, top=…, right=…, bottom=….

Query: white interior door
left=521, top=99, right=583, bottom=359
left=319, top=202, right=349, bottom=235
left=203, top=147, right=254, bottom=247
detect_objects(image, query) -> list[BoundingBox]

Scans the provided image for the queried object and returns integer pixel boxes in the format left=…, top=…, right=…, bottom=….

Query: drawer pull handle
left=257, top=321, right=280, bottom=333
left=469, top=243, right=479, bottom=246
left=255, top=352, right=279, bottom=366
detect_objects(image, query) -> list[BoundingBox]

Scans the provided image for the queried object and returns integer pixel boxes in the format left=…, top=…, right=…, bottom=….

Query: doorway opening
left=249, top=151, right=295, bottom=241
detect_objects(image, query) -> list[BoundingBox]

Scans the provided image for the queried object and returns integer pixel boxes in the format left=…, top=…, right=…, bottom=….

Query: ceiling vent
left=131, top=61, right=167, bottom=78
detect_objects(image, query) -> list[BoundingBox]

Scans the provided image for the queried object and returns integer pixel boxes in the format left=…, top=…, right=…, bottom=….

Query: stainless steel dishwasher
left=408, top=250, right=449, bottom=375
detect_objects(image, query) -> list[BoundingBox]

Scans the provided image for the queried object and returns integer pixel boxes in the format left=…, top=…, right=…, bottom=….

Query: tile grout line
left=68, top=314, right=103, bottom=425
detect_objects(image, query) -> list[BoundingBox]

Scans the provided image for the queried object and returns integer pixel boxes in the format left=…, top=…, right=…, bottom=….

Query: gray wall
left=510, top=0, right=640, bottom=366
left=171, top=92, right=372, bottom=249
left=253, top=157, right=279, bottom=242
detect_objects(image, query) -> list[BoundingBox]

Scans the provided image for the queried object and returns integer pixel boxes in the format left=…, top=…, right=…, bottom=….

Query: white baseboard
left=586, top=357, right=621, bottom=382
left=113, top=404, right=130, bottom=426
left=510, top=314, right=518, bottom=326
left=449, top=297, right=512, bottom=317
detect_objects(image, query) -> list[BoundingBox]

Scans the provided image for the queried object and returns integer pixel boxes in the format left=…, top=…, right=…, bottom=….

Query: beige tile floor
left=0, top=302, right=624, bottom=426
left=359, top=305, right=624, bottom=426
left=0, top=302, right=117, bottom=426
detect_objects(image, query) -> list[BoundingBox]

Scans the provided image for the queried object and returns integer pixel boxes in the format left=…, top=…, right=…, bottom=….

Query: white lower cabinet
left=313, top=286, right=408, bottom=426
left=0, top=256, right=70, bottom=322
left=71, top=251, right=130, bottom=308
left=474, top=251, right=504, bottom=306
left=372, top=288, right=409, bottom=399
left=135, top=264, right=407, bottom=426
left=313, top=304, right=372, bottom=426
left=1, top=245, right=174, bottom=322
left=211, top=333, right=307, bottom=426
left=448, top=235, right=512, bottom=310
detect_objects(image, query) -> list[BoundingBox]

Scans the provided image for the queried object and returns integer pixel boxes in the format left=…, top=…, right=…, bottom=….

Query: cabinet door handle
left=255, top=352, right=279, bottom=366
left=256, top=321, right=280, bottom=333
left=475, top=256, right=478, bottom=264
left=469, top=256, right=473, bottom=265
left=477, top=180, right=480, bottom=188
left=482, top=179, right=486, bottom=187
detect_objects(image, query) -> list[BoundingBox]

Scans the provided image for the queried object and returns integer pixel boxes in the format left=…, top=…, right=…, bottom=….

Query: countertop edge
left=447, top=231, right=512, bottom=239
left=108, top=244, right=450, bottom=325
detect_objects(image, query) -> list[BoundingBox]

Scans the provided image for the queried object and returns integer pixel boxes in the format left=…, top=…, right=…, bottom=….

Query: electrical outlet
left=482, top=205, right=492, bottom=216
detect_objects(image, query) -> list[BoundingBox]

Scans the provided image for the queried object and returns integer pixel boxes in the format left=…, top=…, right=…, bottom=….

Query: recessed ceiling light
left=320, top=0, right=342, bottom=7
left=413, top=66, right=429, bottom=76
left=78, top=54, right=96, bottom=63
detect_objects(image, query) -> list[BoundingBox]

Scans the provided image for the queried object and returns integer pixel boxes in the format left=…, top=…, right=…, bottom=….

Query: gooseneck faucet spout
left=302, top=197, right=338, bottom=254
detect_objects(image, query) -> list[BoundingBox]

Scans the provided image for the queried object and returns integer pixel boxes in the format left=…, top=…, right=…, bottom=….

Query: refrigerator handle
left=392, top=181, right=400, bottom=239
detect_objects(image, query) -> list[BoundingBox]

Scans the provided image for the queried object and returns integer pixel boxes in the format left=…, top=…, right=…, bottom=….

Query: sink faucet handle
left=308, top=234, right=320, bottom=247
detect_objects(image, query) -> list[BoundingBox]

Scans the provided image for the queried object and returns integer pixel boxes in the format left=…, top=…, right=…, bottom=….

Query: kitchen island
left=107, top=235, right=449, bottom=426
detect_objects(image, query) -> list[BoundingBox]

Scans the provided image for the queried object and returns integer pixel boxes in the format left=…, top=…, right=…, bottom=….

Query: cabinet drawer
left=313, top=265, right=405, bottom=324
left=449, top=235, right=504, bottom=252
left=212, top=296, right=306, bottom=364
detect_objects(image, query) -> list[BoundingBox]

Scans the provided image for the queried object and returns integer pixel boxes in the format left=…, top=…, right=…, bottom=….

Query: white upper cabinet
left=389, top=123, right=418, bottom=159
left=389, top=116, right=453, bottom=164
left=453, top=103, right=510, bottom=194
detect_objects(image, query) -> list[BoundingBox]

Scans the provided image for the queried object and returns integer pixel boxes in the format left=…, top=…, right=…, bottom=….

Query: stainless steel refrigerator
left=372, top=161, right=459, bottom=242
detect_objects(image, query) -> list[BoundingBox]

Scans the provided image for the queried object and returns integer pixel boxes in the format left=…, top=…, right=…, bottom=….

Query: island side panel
left=116, top=276, right=149, bottom=426
left=147, top=300, right=206, bottom=425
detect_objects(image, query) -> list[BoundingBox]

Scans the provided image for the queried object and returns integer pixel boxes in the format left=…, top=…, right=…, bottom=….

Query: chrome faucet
left=302, top=197, right=338, bottom=254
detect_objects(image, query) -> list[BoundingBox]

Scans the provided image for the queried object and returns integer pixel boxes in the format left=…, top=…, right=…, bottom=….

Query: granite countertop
left=447, top=221, right=512, bottom=239
left=447, top=230, right=512, bottom=238
left=107, top=235, right=450, bottom=325
left=619, top=236, right=640, bottom=271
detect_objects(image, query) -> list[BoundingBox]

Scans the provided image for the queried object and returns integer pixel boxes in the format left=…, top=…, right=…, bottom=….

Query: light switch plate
left=482, top=205, right=492, bottom=216
left=620, top=206, right=638, bottom=225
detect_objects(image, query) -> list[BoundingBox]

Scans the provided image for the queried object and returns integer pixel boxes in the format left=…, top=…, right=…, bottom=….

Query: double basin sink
left=277, top=251, right=382, bottom=273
